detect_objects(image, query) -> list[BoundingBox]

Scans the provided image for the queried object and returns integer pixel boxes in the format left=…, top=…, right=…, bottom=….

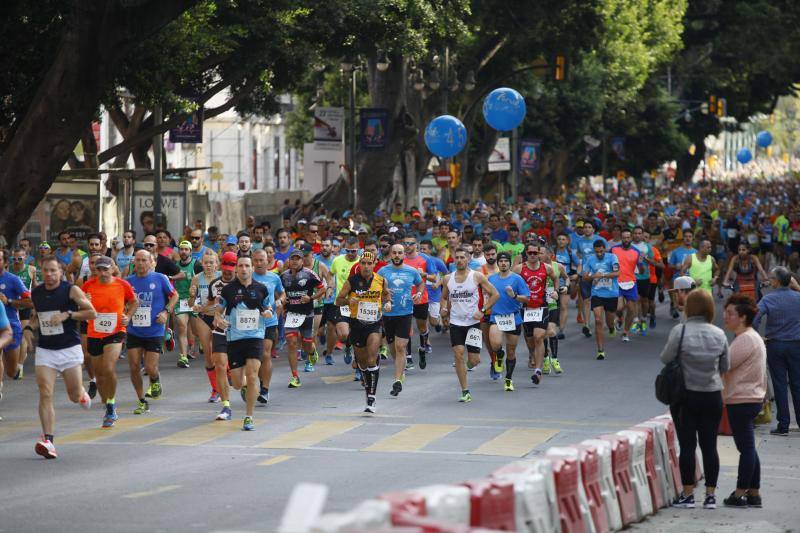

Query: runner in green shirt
left=174, top=241, right=197, bottom=368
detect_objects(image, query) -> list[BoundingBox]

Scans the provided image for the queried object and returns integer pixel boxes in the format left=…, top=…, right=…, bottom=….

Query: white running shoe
left=79, top=391, right=92, bottom=410
left=35, top=437, right=57, bottom=459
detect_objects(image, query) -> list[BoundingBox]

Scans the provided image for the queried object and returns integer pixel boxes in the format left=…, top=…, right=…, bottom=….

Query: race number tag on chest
left=236, top=309, right=259, bottom=331
left=132, top=307, right=151, bottom=327
left=38, top=311, right=64, bottom=336
left=523, top=307, right=544, bottom=323
left=357, top=301, right=379, bottom=322
left=339, top=305, right=351, bottom=318
left=495, top=313, right=516, bottom=331
left=465, top=327, right=483, bottom=348
left=178, top=299, right=191, bottom=313
left=94, top=313, right=117, bottom=333
left=285, top=312, right=306, bottom=328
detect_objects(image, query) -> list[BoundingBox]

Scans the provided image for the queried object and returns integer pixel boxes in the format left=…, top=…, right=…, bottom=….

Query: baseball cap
left=289, top=248, right=304, bottom=259
left=226, top=235, right=238, bottom=245
left=388, top=227, right=399, bottom=234
left=221, top=251, right=238, bottom=271
left=95, top=256, right=113, bottom=269
left=300, top=243, right=313, bottom=255
left=593, top=239, right=606, bottom=248
left=297, top=219, right=307, bottom=225
left=179, top=240, right=192, bottom=249
left=575, top=220, right=585, bottom=228
left=671, top=276, right=696, bottom=291
left=38, top=241, right=51, bottom=249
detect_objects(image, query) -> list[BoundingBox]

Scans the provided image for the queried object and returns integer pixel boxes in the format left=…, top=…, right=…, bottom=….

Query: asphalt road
left=0, top=298, right=797, bottom=532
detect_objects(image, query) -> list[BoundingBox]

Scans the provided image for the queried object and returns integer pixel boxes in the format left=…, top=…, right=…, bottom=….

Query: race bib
left=619, top=281, right=635, bottom=290
left=595, top=277, right=612, bottom=289
left=357, top=301, right=380, bottom=322
left=339, top=305, right=351, bottom=318
left=285, top=312, right=306, bottom=329
left=178, top=298, right=191, bottom=313
left=747, top=234, right=759, bottom=245
left=495, top=313, right=516, bottom=331
left=94, top=313, right=117, bottom=333
left=523, top=307, right=544, bottom=323
left=38, top=311, right=64, bottom=336
left=236, top=308, right=259, bottom=331
left=132, top=307, right=151, bottom=327
left=727, top=229, right=738, bottom=239
left=465, top=327, right=483, bottom=348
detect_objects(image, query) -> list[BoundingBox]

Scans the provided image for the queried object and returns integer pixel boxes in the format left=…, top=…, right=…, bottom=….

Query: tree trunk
left=0, top=0, right=193, bottom=242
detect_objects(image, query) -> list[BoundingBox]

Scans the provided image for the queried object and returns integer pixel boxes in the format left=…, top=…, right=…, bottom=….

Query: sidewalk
left=633, top=425, right=800, bottom=532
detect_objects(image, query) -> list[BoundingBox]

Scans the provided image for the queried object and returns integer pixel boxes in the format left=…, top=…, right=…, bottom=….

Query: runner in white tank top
left=441, top=248, right=499, bottom=403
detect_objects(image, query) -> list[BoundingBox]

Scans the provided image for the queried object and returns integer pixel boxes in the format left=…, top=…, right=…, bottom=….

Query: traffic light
left=449, top=162, right=461, bottom=189
left=553, top=55, right=566, bottom=81
left=709, top=95, right=717, bottom=115
left=716, top=98, right=726, bottom=117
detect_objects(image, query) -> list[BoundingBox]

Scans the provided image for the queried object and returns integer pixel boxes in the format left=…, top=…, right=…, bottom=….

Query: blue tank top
left=31, top=281, right=80, bottom=349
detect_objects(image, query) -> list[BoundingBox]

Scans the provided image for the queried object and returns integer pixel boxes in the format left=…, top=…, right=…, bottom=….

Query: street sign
left=435, top=169, right=452, bottom=187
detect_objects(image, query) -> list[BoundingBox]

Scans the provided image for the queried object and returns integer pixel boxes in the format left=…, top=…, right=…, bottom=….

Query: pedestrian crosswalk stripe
left=363, top=424, right=460, bottom=453
left=259, top=454, right=293, bottom=466
left=60, top=417, right=167, bottom=444
left=321, top=375, right=354, bottom=384
left=0, top=421, right=37, bottom=440
left=258, top=420, right=362, bottom=449
left=150, top=421, right=243, bottom=446
left=471, top=427, right=559, bottom=457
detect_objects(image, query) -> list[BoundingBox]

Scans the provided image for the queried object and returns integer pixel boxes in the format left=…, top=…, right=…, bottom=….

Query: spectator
left=660, top=289, right=729, bottom=509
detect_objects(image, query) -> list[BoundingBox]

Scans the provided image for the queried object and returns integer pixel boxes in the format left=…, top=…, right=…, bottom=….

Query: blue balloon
left=482, top=87, right=526, bottom=131
left=756, top=130, right=772, bottom=148
left=424, top=115, right=467, bottom=158
left=737, top=147, right=752, bottom=164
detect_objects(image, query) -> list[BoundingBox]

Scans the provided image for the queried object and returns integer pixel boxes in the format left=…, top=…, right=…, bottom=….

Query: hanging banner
left=169, top=105, right=204, bottom=144
left=488, top=137, right=511, bottom=171
left=611, top=136, right=626, bottom=160
left=360, top=108, right=389, bottom=151
left=519, top=139, right=542, bottom=171
left=314, top=107, right=344, bottom=152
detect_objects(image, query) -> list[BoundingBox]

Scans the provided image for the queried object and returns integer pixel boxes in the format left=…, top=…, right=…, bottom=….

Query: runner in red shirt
left=401, top=234, right=432, bottom=363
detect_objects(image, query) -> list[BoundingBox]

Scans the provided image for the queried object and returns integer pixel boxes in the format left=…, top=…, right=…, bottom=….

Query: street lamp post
left=340, top=58, right=359, bottom=210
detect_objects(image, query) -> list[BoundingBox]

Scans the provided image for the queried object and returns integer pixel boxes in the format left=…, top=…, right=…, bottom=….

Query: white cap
left=671, top=276, right=696, bottom=291
left=388, top=226, right=399, bottom=233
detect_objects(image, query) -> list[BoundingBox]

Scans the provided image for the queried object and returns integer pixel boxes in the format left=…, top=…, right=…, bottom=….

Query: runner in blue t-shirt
left=487, top=251, right=531, bottom=392
left=0, top=250, right=32, bottom=381
left=252, top=248, right=285, bottom=404
left=572, top=222, right=607, bottom=338
left=580, top=240, right=620, bottom=361
left=125, top=250, right=178, bottom=413
left=419, top=243, right=449, bottom=334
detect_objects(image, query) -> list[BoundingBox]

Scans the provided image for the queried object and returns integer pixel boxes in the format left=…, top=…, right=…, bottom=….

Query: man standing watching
left=753, top=266, right=800, bottom=436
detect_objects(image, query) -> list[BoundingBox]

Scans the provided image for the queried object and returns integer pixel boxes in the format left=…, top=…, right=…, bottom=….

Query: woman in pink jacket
left=722, top=294, right=767, bottom=508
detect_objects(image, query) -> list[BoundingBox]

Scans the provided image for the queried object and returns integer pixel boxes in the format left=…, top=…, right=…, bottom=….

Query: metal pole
left=350, top=71, right=357, bottom=209
left=152, top=105, right=163, bottom=227
left=601, top=132, right=608, bottom=196
left=442, top=47, right=450, bottom=207
left=237, top=124, right=242, bottom=190
left=511, top=128, right=518, bottom=201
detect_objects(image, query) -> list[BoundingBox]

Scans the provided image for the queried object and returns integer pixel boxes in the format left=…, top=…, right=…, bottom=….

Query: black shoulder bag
left=655, top=324, right=686, bottom=405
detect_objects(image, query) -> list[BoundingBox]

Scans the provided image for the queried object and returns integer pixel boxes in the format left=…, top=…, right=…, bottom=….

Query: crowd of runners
left=0, top=177, right=798, bottom=460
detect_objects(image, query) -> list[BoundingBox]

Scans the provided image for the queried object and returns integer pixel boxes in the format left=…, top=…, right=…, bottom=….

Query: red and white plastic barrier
left=493, top=459, right=560, bottom=533
left=580, top=439, right=623, bottom=531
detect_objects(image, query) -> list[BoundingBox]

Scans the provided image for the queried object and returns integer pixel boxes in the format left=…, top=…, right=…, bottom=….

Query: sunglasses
left=344, top=248, right=358, bottom=254
left=143, top=243, right=156, bottom=247
left=380, top=243, right=390, bottom=248
left=191, top=236, right=202, bottom=240
left=11, top=257, right=23, bottom=261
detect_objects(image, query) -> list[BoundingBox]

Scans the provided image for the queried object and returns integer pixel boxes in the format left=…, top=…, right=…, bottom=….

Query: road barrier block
left=461, top=478, right=516, bottom=531
left=547, top=454, right=590, bottom=533
left=626, top=427, right=666, bottom=510
left=379, top=491, right=427, bottom=523
left=635, top=422, right=673, bottom=506
left=598, top=434, right=638, bottom=526
left=581, top=440, right=623, bottom=532
left=575, top=445, right=610, bottom=533
left=411, top=485, right=471, bottom=525
left=492, top=459, right=560, bottom=533
left=310, top=499, right=392, bottom=531
left=652, top=415, right=681, bottom=498
left=393, top=512, right=471, bottom=532
left=617, top=431, right=654, bottom=518
left=546, top=447, right=596, bottom=533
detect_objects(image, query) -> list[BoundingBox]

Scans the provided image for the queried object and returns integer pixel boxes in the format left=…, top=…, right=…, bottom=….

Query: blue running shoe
left=242, top=416, right=254, bottom=431
left=354, top=369, right=362, bottom=382
left=216, top=406, right=232, bottom=421
left=325, top=354, right=334, bottom=365
left=344, top=346, right=353, bottom=365
left=304, top=362, right=314, bottom=372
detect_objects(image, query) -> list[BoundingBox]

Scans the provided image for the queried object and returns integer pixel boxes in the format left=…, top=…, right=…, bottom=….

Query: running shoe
left=582, top=326, right=592, bottom=338
left=672, top=493, right=695, bottom=508
left=187, top=345, right=198, bottom=360
left=304, top=362, right=315, bottom=372
left=577, top=313, right=584, bottom=324
left=556, top=330, right=565, bottom=340
left=459, top=391, right=472, bottom=403
left=240, top=385, right=247, bottom=402
left=504, top=378, right=514, bottom=392
left=257, top=388, right=269, bottom=404
left=418, top=347, right=427, bottom=369
left=242, top=416, right=255, bottom=431
left=542, top=356, right=551, bottom=375
left=424, top=344, right=432, bottom=353
left=658, top=288, right=665, bottom=303
left=493, top=349, right=505, bottom=374
left=216, top=406, right=232, bottom=421
left=149, top=381, right=162, bottom=399
left=631, top=322, right=640, bottom=333
left=271, top=348, right=279, bottom=359
left=288, top=376, right=301, bottom=388
left=622, top=333, right=630, bottom=343
left=13, top=367, right=23, bottom=380
left=354, top=369, right=362, bottom=382
left=102, top=404, right=118, bottom=428
left=722, top=492, right=747, bottom=508
left=297, top=351, right=304, bottom=361
left=434, top=324, right=442, bottom=333
left=649, top=316, right=656, bottom=329
left=133, top=400, right=149, bottom=415
left=35, top=437, right=57, bottom=459
left=87, top=380, right=97, bottom=399
left=552, top=358, right=563, bottom=374
left=405, top=357, right=415, bottom=371
left=379, top=345, right=388, bottom=360
left=671, top=308, right=679, bottom=319
left=79, top=391, right=92, bottom=410
left=531, top=369, right=542, bottom=385
left=614, top=320, right=623, bottom=332
left=177, top=354, right=190, bottom=368
left=145, top=384, right=153, bottom=398
left=208, top=391, right=221, bottom=403
left=596, top=350, right=606, bottom=361
left=390, top=380, right=402, bottom=397
left=343, top=346, right=353, bottom=364
left=309, top=349, right=319, bottom=366
left=703, top=494, right=716, bottom=509
left=608, top=328, right=616, bottom=338
left=640, top=322, right=648, bottom=336
left=746, top=493, right=762, bottom=508
left=165, top=328, right=175, bottom=352
left=325, top=354, right=334, bottom=365
left=489, top=366, right=501, bottom=381
left=364, top=397, right=376, bottom=413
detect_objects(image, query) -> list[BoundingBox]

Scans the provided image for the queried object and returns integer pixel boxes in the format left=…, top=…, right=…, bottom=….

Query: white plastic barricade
left=410, top=484, right=471, bottom=525
left=546, top=447, right=596, bottom=533
left=617, top=431, right=654, bottom=518
left=581, top=439, right=623, bottom=532
left=493, top=459, right=561, bottom=533
left=310, top=499, right=392, bottom=532
left=637, top=421, right=675, bottom=502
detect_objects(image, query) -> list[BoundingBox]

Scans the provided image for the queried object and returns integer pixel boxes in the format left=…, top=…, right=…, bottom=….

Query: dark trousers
left=726, top=402, right=762, bottom=490
left=671, top=390, right=723, bottom=488
left=766, top=340, right=800, bottom=432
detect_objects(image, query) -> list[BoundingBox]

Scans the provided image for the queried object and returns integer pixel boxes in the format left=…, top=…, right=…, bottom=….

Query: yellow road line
left=60, top=417, right=166, bottom=444
left=0, top=421, right=37, bottom=439
left=123, top=484, right=181, bottom=499
left=363, top=424, right=460, bottom=453
left=321, top=375, right=355, bottom=384
left=471, top=427, right=559, bottom=457
left=150, top=421, right=242, bottom=446
left=258, top=421, right=362, bottom=449
left=259, top=454, right=293, bottom=466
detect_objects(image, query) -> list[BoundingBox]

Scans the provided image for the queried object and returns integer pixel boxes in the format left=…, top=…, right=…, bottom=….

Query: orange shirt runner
left=83, top=277, right=136, bottom=338
left=403, top=255, right=429, bottom=304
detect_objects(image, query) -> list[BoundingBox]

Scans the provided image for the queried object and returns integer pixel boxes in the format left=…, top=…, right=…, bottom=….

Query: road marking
left=471, top=427, right=559, bottom=457
left=321, top=375, right=355, bottom=384
left=363, top=424, right=460, bottom=453
left=259, top=454, right=293, bottom=466
left=718, top=435, right=762, bottom=467
left=60, top=417, right=166, bottom=444
left=150, top=421, right=243, bottom=446
left=258, top=421, right=362, bottom=449
left=123, top=484, right=181, bottom=499
left=0, top=421, right=37, bottom=439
